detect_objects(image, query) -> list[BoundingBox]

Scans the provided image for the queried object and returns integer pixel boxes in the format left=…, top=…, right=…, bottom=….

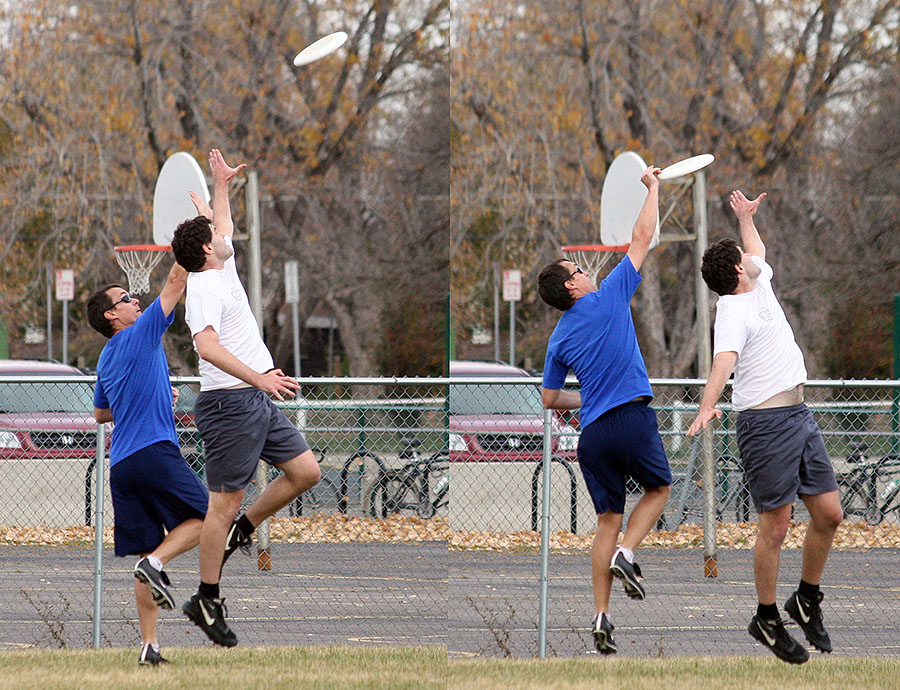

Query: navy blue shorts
left=577, top=400, right=672, bottom=514
left=109, top=440, right=209, bottom=557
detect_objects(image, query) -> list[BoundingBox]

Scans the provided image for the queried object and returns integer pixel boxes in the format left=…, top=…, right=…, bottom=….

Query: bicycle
left=836, top=441, right=900, bottom=525
left=364, top=438, right=449, bottom=519
left=661, top=454, right=752, bottom=528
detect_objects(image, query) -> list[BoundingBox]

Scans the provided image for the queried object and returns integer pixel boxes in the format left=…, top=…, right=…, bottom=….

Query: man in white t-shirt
left=170, top=149, right=320, bottom=648
left=688, top=190, right=842, bottom=664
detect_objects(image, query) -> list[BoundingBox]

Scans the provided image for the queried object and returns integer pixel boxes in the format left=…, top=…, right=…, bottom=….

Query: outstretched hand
left=640, top=166, right=661, bottom=191
left=257, top=368, right=300, bottom=401
left=729, top=190, right=767, bottom=220
left=209, top=148, right=247, bottom=186
left=189, top=190, right=213, bottom=220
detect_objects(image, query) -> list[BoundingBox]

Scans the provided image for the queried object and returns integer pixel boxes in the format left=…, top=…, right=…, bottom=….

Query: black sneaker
left=609, top=551, right=645, bottom=600
left=785, top=590, right=832, bottom=653
left=748, top=614, right=809, bottom=664
left=182, top=592, right=238, bottom=647
left=134, top=558, right=175, bottom=610
left=592, top=612, right=618, bottom=655
left=220, top=518, right=253, bottom=571
left=138, top=644, right=170, bottom=666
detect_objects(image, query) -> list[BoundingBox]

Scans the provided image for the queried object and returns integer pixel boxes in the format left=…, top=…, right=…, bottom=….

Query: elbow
left=541, top=390, right=557, bottom=409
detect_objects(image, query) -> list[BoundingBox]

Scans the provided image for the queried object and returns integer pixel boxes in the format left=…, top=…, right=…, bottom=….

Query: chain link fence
left=447, top=377, right=900, bottom=658
left=2, top=374, right=899, bottom=657
left=0, top=375, right=448, bottom=651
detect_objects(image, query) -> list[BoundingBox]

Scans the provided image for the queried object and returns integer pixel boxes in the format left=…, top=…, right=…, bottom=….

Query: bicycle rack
left=530, top=457, right=578, bottom=534
left=339, top=450, right=388, bottom=514
left=84, top=457, right=97, bottom=526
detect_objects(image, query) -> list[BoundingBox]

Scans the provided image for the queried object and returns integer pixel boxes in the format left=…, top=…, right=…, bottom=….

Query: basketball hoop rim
left=561, top=244, right=629, bottom=253
left=114, top=244, right=172, bottom=252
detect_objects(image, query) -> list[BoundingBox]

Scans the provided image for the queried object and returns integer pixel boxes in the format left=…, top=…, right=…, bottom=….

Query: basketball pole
left=692, top=170, right=718, bottom=578
left=246, top=171, right=272, bottom=571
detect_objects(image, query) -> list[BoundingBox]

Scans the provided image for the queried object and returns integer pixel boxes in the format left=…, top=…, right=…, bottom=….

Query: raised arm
left=729, top=190, right=768, bottom=260
left=159, top=260, right=188, bottom=317
left=208, top=149, right=247, bottom=239
left=626, top=166, right=661, bottom=272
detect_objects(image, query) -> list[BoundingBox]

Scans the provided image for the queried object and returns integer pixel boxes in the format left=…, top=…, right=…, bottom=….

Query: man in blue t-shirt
left=538, top=165, right=671, bottom=655
left=87, top=259, right=208, bottom=666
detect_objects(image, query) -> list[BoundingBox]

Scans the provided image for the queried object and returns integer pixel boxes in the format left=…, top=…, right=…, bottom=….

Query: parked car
left=449, top=360, right=579, bottom=462
left=0, top=359, right=99, bottom=460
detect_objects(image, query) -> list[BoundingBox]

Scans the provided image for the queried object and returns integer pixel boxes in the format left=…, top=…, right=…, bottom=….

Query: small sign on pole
left=502, top=269, right=521, bottom=302
left=55, top=269, right=75, bottom=301
left=284, top=261, right=299, bottom=304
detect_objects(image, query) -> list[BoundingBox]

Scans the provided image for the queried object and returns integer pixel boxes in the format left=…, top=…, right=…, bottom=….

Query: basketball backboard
left=152, top=152, right=210, bottom=246
left=600, top=152, right=660, bottom=249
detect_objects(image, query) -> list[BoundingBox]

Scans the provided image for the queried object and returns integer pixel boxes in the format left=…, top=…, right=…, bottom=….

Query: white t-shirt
left=713, top=255, right=806, bottom=411
left=185, top=236, right=274, bottom=391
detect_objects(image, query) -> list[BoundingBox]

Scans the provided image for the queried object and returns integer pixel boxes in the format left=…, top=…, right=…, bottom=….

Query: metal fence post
left=538, top=409, right=553, bottom=658
left=92, top=423, right=106, bottom=648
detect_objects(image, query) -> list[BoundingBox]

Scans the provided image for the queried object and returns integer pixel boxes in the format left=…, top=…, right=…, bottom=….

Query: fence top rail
left=4, top=374, right=900, bottom=388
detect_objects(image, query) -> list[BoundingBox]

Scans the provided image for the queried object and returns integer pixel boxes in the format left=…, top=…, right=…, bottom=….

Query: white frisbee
left=152, top=152, right=210, bottom=246
left=658, top=153, right=715, bottom=180
left=293, top=31, right=348, bottom=67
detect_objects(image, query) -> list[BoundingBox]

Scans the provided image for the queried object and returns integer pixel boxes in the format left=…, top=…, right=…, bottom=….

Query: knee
left=815, top=506, right=843, bottom=532
left=287, top=451, right=320, bottom=491
left=760, top=520, right=791, bottom=546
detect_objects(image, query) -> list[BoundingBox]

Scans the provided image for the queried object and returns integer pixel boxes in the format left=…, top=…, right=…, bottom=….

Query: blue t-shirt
left=542, top=256, right=653, bottom=429
left=94, top=297, right=179, bottom=467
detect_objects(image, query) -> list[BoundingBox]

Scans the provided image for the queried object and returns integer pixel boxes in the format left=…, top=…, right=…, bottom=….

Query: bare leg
left=592, top=512, right=623, bottom=614
left=798, top=490, right=842, bottom=585
left=621, top=485, right=670, bottom=552
left=136, top=573, right=159, bottom=645
left=151, top=518, right=203, bottom=565
left=754, top=503, right=793, bottom=604
left=244, top=450, right=320, bottom=527
left=199, top=490, right=243, bottom=585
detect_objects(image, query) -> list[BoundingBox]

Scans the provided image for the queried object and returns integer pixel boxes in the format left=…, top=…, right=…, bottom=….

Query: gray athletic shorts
left=195, top=387, right=310, bottom=492
left=735, top=403, right=838, bottom=513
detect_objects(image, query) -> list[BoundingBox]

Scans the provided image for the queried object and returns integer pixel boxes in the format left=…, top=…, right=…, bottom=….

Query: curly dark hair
left=171, top=216, right=213, bottom=272
left=538, top=260, right=576, bottom=311
left=701, top=238, right=742, bottom=296
left=86, top=284, right=127, bottom=339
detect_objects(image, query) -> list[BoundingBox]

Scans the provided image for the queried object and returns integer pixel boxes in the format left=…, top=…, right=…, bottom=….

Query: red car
left=449, top=360, right=579, bottom=462
left=0, top=359, right=99, bottom=460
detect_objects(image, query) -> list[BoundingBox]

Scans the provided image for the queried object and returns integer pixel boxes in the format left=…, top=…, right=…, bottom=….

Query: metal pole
left=92, top=424, right=106, bottom=648
left=46, top=265, right=53, bottom=361
left=509, top=299, right=516, bottom=366
left=291, top=302, right=301, bottom=378
left=62, top=300, right=69, bottom=366
left=245, top=170, right=270, bottom=565
left=537, top=409, right=553, bottom=658
left=893, top=295, right=899, bottom=454
left=493, top=263, right=500, bottom=362
left=693, top=170, right=717, bottom=578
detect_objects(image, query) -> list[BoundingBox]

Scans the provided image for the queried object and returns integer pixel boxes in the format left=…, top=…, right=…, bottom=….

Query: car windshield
left=450, top=383, right=544, bottom=416
left=0, top=382, right=95, bottom=414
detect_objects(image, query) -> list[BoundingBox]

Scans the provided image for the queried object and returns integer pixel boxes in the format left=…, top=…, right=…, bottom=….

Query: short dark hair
left=538, top=259, right=576, bottom=311
left=87, top=284, right=127, bottom=339
left=171, top=216, right=213, bottom=272
left=701, top=238, right=742, bottom=296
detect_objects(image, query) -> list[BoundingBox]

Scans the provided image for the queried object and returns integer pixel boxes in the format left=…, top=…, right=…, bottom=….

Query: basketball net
left=561, top=244, right=629, bottom=277
left=114, top=245, right=171, bottom=295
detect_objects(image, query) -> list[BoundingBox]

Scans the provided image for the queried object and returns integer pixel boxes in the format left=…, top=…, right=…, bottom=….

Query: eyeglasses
left=568, top=265, right=584, bottom=279
left=110, top=293, right=133, bottom=308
